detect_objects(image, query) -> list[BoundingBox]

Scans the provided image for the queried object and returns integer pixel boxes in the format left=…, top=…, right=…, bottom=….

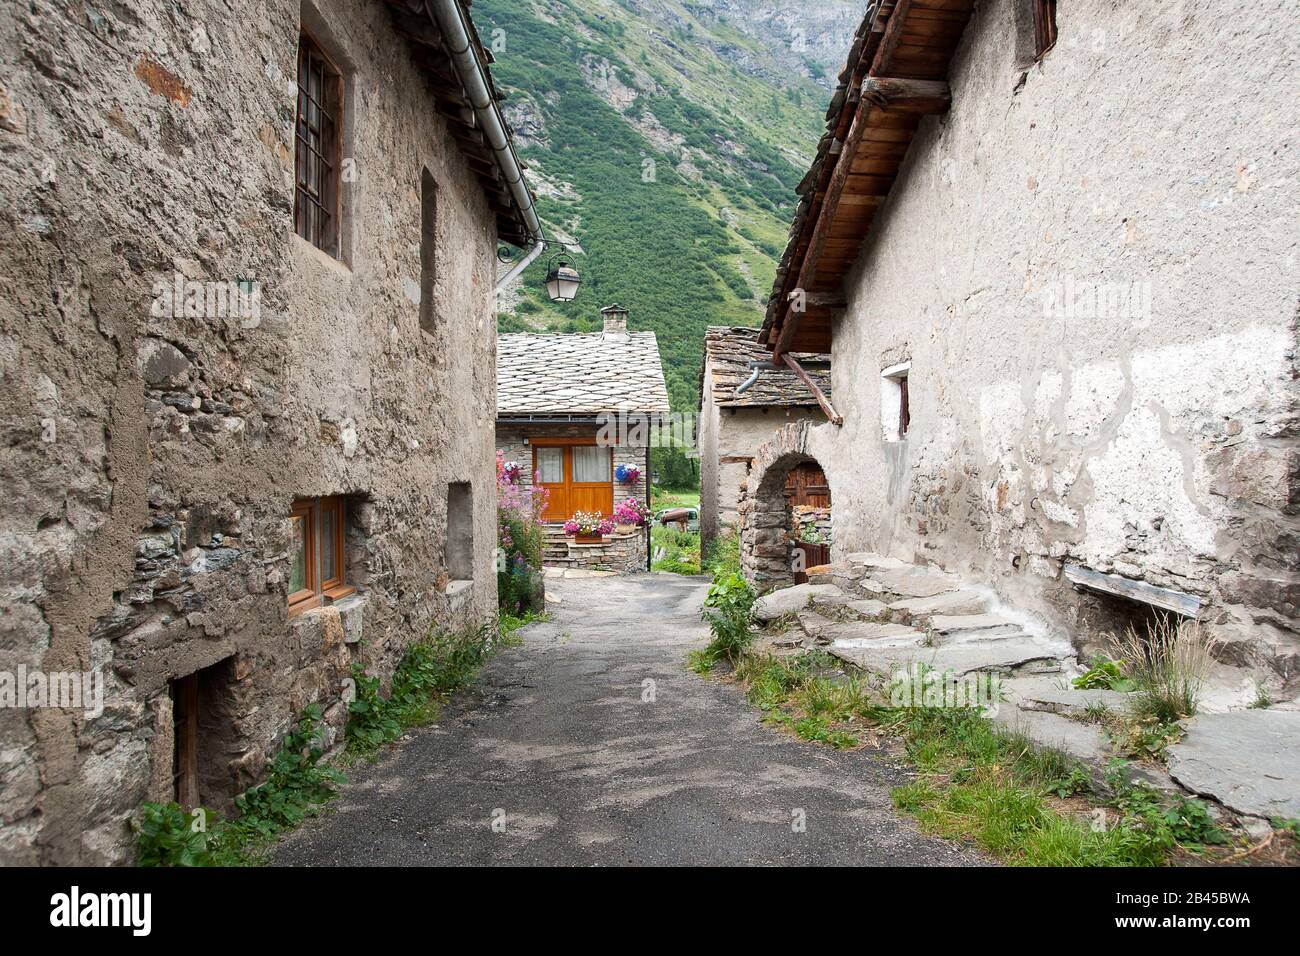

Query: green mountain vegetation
left=480, top=0, right=830, bottom=485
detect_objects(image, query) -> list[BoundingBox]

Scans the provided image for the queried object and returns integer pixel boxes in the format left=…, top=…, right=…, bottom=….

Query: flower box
left=575, top=534, right=605, bottom=545
left=614, top=523, right=639, bottom=535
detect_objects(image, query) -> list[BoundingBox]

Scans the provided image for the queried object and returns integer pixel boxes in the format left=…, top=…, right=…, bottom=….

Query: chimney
left=601, top=303, right=629, bottom=338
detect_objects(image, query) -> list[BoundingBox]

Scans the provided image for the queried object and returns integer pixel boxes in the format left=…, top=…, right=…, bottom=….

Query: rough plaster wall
left=0, top=0, right=500, bottom=863
left=814, top=0, right=1298, bottom=667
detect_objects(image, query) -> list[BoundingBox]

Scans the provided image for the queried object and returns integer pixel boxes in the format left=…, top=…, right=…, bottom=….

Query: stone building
left=0, top=0, right=540, bottom=863
left=496, top=306, right=670, bottom=574
left=697, top=327, right=831, bottom=555
left=744, top=0, right=1298, bottom=704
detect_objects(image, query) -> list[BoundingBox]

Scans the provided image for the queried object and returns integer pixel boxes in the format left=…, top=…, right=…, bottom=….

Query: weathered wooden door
left=785, top=463, right=831, bottom=507
left=173, top=673, right=199, bottom=810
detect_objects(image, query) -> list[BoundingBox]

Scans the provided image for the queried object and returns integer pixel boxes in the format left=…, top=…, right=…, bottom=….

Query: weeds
left=690, top=570, right=756, bottom=673
left=347, top=623, right=499, bottom=757
left=1108, top=616, right=1217, bottom=723
left=137, top=704, right=344, bottom=866
left=1072, top=655, right=1136, bottom=692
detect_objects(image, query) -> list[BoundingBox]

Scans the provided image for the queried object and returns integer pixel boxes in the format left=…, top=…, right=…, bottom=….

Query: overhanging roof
left=761, top=0, right=976, bottom=355
left=382, top=0, right=540, bottom=246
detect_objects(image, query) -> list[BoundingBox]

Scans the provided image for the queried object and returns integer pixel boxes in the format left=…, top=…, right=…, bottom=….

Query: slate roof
left=701, top=327, right=831, bottom=409
left=497, top=331, right=672, bottom=416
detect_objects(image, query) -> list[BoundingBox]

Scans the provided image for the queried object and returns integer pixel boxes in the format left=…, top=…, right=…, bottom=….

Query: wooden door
left=173, top=673, right=199, bottom=810
left=785, top=463, right=830, bottom=508
left=534, top=444, right=615, bottom=522
left=535, top=445, right=568, bottom=522
left=570, top=445, right=613, bottom=516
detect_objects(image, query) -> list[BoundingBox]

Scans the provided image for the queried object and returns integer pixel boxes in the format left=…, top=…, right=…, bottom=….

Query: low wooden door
left=534, top=444, right=614, bottom=522
left=785, top=463, right=831, bottom=507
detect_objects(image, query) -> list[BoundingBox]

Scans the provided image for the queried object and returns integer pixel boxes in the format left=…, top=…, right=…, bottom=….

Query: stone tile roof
left=497, top=331, right=671, bottom=416
left=701, top=327, right=831, bottom=409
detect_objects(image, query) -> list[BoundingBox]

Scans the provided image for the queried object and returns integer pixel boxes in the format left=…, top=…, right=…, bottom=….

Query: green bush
left=347, top=624, right=498, bottom=757
left=691, top=569, right=755, bottom=671
left=137, top=705, right=343, bottom=866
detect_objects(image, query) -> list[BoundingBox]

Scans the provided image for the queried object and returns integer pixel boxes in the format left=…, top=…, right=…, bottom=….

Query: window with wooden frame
left=294, top=32, right=343, bottom=255
left=288, top=496, right=353, bottom=615
left=1032, top=0, right=1058, bottom=60
left=880, top=362, right=911, bottom=442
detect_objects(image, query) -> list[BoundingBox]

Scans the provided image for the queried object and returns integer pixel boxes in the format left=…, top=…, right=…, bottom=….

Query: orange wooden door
left=570, top=445, right=614, bottom=516
left=535, top=446, right=569, bottom=521
left=533, top=444, right=614, bottom=521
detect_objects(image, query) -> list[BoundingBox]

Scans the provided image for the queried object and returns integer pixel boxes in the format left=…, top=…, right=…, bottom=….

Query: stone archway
left=739, top=421, right=833, bottom=590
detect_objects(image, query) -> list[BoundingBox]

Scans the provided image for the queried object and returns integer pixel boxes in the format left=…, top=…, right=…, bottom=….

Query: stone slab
left=842, top=552, right=911, bottom=571
left=795, top=609, right=835, bottom=641
left=1001, top=676, right=1131, bottom=717
left=992, top=708, right=1111, bottom=766
left=889, top=589, right=989, bottom=619
left=847, top=599, right=889, bottom=619
left=861, top=566, right=962, bottom=599
left=827, top=621, right=926, bottom=650
left=1167, top=710, right=1300, bottom=820
left=829, top=636, right=1064, bottom=679
left=752, top=583, right=845, bottom=622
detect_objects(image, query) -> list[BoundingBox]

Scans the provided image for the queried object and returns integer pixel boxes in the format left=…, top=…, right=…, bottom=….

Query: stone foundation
left=545, top=527, right=648, bottom=574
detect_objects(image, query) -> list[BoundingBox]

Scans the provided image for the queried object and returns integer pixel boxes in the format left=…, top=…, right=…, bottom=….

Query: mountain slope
left=481, top=0, right=839, bottom=446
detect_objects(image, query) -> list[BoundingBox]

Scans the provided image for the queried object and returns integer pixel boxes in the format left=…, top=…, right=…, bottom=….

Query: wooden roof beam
left=860, top=76, right=951, bottom=114
left=782, top=353, right=842, bottom=426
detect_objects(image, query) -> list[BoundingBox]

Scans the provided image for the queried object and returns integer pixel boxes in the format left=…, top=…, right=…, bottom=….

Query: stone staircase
left=753, top=552, right=1076, bottom=681
left=542, top=525, right=575, bottom=568
left=750, top=552, right=1300, bottom=822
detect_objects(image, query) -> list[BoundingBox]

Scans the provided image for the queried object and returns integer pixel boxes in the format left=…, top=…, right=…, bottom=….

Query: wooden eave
left=761, top=0, right=977, bottom=356
left=381, top=0, right=538, bottom=247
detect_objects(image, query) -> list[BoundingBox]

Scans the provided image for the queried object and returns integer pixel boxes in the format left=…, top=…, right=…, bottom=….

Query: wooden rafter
left=781, top=354, right=842, bottom=426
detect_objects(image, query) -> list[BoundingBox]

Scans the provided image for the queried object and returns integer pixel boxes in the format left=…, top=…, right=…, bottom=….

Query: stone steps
left=754, top=552, right=1300, bottom=829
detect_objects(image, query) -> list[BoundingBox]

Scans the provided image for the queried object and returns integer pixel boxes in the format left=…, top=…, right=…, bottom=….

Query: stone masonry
left=0, top=0, right=522, bottom=863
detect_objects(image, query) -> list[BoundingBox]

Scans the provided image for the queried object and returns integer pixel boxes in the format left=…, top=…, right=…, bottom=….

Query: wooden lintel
left=781, top=353, right=842, bottom=426
left=860, top=77, right=951, bottom=114
left=1063, top=563, right=1202, bottom=618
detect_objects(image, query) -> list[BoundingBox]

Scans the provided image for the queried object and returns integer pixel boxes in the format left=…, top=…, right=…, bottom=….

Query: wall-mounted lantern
left=544, top=253, right=582, bottom=303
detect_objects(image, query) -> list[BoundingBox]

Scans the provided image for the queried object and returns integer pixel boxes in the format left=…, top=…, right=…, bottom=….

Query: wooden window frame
left=294, top=31, right=343, bottom=256
left=288, top=496, right=353, bottom=616
left=899, top=375, right=911, bottom=438
left=1032, top=0, right=1058, bottom=60
left=288, top=500, right=319, bottom=614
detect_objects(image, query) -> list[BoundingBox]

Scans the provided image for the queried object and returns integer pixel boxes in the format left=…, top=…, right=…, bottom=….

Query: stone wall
left=0, top=0, right=502, bottom=863
left=549, top=528, right=649, bottom=575
left=697, top=370, right=824, bottom=554
left=785, top=0, right=1299, bottom=693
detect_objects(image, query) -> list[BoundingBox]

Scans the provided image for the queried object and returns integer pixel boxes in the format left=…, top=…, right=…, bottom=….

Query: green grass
left=652, top=525, right=701, bottom=575
left=707, top=644, right=1233, bottom=866
left=651, top=487, right=700, bottom=511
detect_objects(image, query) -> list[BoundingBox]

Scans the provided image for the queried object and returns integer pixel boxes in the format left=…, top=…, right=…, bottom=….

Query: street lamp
left=544, top=253, right=582, bottom=303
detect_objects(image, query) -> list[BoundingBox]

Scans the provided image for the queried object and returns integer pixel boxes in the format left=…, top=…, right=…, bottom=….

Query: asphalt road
left=274, top=573, right=984, bottom=866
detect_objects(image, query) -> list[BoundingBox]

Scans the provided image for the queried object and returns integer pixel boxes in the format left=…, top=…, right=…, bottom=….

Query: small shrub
left=695, top=569, right=756, bottom=667
left=1108, top=616, right=1217, bottom=723
left=1072, top=655, right=1136, bottom=692
left=135, top=802, right=215, bottom=867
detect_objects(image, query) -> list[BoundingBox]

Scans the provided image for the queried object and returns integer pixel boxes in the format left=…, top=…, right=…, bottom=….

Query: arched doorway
left=740, top=422, right=833, bottom=590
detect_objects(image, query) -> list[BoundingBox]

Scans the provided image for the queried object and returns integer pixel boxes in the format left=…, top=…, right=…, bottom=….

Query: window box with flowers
left=564, top=511, right=615, bottom=544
